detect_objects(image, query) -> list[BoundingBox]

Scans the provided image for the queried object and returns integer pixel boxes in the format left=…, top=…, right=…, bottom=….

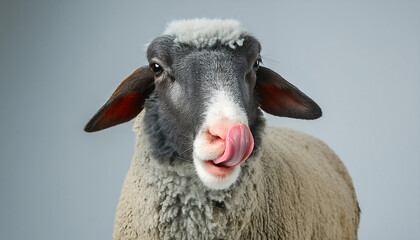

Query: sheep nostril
left=208, top=121, right=237, bottom=141
left=206, top=130, right=223, bottom=143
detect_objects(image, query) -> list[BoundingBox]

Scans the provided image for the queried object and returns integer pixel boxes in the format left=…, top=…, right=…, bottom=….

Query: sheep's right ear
left=84, top=66, right=155, bottom=132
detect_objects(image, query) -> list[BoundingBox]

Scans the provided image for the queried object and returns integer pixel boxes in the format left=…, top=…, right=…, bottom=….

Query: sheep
left=85, top=18, right=360, bottom=240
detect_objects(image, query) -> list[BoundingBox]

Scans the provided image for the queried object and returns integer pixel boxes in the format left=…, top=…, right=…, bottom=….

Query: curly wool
left=163, top=18, right=246, bottom=49
left=113, top=113, right=360, bottom=240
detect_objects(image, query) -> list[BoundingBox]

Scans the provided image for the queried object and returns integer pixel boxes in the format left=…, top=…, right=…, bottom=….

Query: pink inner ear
left=99, top=92, right=144, bottom=128
left=259, top=83, right=306, bottom=114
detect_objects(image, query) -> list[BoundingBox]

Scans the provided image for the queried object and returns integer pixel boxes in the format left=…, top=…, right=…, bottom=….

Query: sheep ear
left=84, top=66, right=155, bottom=132
left=256, top=66, right=322, bottom=119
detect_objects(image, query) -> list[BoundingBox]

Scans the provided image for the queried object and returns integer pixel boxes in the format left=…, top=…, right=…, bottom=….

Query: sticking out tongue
left=212, top=124, right=254, bottom=167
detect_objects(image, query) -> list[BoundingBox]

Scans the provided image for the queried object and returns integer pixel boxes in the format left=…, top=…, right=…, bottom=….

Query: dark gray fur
left=144, top=35, right=266, bottom=163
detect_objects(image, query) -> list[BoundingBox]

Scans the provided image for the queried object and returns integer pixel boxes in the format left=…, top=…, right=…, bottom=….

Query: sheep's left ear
left=256, top=66, right=322, bottom=119
left=84, top=66, right=155, bottom=132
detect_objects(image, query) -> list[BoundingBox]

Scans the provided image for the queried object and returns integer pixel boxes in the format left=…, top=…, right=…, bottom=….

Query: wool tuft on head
left=163, top=18, right=247, bottom=49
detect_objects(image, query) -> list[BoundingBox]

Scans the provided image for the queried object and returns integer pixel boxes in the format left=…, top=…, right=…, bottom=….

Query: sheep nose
left=208, top=122, right=254, bottom=167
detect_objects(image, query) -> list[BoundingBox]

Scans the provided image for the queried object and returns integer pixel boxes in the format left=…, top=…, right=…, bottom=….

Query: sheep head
left=85, top=19, right=321, bottom=190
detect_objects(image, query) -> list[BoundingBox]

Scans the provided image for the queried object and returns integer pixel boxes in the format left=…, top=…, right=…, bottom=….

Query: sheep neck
left=130, top=112, right=264, bottom=239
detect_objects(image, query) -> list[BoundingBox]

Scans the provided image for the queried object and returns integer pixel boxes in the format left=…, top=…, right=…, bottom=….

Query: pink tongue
left=212, top=124, right=254, bottom=167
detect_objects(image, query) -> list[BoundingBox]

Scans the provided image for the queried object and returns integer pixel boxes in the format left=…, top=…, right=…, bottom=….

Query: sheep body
left=113, top=113, right=360, bottom=240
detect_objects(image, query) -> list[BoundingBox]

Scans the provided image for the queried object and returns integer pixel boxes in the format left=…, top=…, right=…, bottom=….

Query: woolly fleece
left=113, top=112, right=360, bottom=239
left=163, top=19, right=246, bottom=49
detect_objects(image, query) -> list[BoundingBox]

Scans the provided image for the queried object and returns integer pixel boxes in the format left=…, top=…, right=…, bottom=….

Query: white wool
left=113, top=113, right=360, bottom=239
left=163, top=18, right=247, bottom=49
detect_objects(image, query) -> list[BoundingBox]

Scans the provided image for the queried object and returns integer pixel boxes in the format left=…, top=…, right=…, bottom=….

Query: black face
left=143, top=35, right=265, bottom=163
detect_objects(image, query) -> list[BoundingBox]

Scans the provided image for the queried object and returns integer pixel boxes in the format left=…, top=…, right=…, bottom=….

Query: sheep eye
left=253, top=60, right=260, bottom=71
left=151, top=63, right=164, bottom=77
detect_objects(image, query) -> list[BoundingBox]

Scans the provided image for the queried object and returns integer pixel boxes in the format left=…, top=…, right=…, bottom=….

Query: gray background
left=1, top=0, right=419, bottom=239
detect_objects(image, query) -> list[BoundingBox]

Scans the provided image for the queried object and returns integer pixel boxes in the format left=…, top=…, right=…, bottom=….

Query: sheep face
left=85, top=19, right=322, bottom=190
left=144, top=35, right=263, bottom=189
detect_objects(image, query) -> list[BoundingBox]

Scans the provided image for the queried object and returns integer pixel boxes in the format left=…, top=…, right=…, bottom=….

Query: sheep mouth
left=200, top=124, right=254, bottom=178
left=203, top=160, right=236, bottom=178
